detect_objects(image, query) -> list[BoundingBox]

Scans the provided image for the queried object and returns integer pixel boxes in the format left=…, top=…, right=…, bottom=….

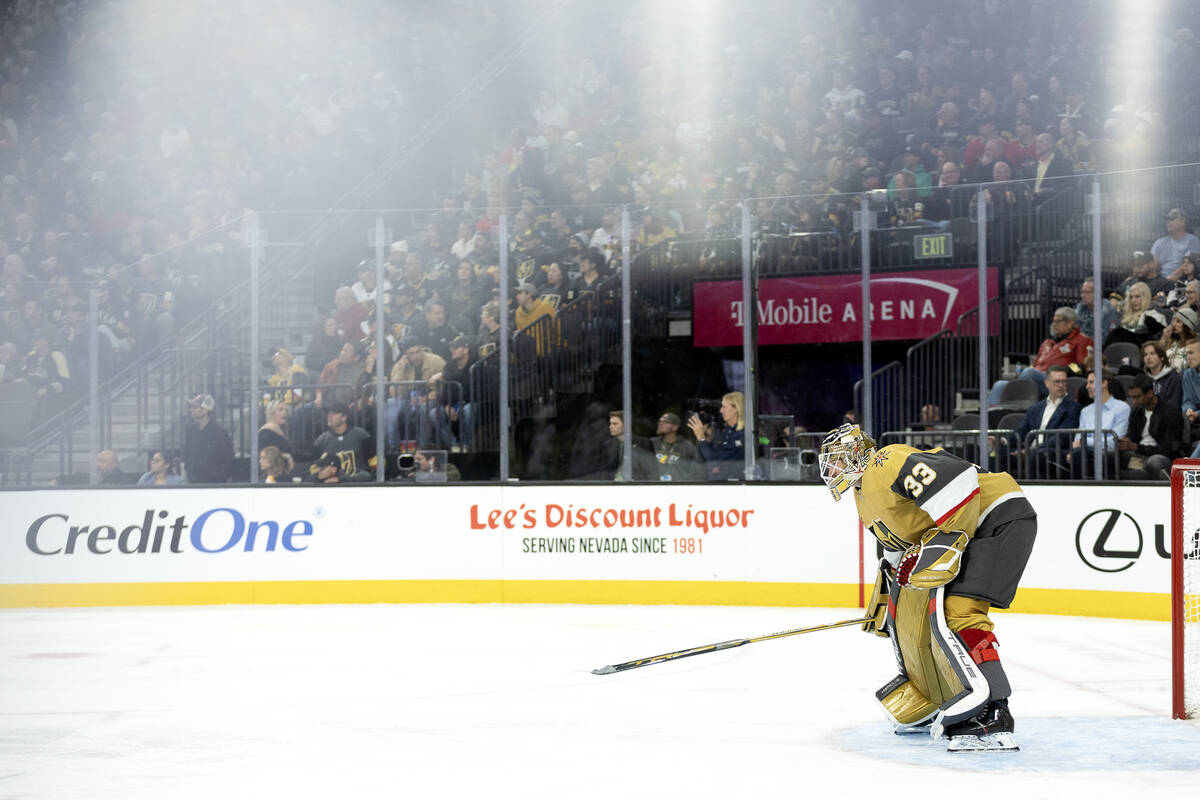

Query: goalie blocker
left=820, top=424, right=1037, bottom=752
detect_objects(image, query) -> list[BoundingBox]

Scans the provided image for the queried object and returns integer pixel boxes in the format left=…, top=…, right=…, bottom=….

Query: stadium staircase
left=10, top=256, right=315, bottom=485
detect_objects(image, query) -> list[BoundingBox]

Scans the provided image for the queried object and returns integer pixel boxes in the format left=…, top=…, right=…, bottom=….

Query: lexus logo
left=1075, top=509, right=1143, bottom=573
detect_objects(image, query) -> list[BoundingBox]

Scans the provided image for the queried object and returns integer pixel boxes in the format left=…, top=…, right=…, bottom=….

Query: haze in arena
left=4, top=0, right=1200, bottom=796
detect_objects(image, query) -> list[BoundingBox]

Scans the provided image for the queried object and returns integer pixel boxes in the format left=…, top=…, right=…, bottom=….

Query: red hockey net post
left=1171, top=459, right=1200, bottom=719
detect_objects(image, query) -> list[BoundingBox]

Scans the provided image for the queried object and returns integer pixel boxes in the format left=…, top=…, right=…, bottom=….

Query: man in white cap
left=183, top=393, right=234, bottom=484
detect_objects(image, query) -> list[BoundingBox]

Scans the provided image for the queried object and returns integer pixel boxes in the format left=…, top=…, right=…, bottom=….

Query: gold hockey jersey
left=853, top=445, right=1033, bottom=553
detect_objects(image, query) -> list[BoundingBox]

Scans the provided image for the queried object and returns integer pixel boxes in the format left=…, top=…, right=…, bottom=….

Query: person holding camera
left=687, top=392, right=747, bottom=481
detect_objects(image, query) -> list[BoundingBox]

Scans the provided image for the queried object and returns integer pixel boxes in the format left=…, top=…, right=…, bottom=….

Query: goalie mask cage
left=1172, top=459, right=1200, bottom=719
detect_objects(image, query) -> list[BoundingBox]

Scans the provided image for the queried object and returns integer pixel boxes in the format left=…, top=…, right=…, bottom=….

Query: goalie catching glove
left=895, top=528, right=969, bottom=590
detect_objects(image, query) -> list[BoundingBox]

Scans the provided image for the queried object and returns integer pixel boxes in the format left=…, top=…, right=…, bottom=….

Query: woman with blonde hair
left=687, top=391, right=746, bottom=480
left=258, top=399, right=296, bottom=475
left=1104, top=281, right=1167, bottom=347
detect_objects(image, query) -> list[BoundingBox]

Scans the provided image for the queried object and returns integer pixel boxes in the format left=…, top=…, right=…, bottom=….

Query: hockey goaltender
left=819, top=423, right=1038, bottom=752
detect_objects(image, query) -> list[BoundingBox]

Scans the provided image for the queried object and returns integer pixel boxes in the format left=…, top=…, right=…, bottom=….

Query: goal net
left=1172, top=460, right=1200, bottom=719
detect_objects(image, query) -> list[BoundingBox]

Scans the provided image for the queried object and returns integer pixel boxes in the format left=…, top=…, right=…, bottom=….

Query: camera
left=395, top=452, right=416, bottom=479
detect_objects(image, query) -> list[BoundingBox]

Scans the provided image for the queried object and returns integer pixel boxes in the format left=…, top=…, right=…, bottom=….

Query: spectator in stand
left=688, top=392, right=747, bottom=481
left=1153, top=210, right=1200, bottom=276
left=475, top=300, right=501, bottom=360
left=52, top=449, right=136, bottom=486
left=1068, top=370, right=1130, bottom=479
left=24, top=332, right=72, bottom=420
left=1004, top=118, right=1038, bottom=175
left=1164, top=252, right=1198, bottom=310
left=650, top=412, right=700, bottom=481
left=411, top=448, right=461, bottom=482
left=932, top=102, right=966, bottom=150
left=570, top=248, right=606, bottom=302
left=428, top=334, right=475, bottom=450
left=926, top=161, right=970, bottom=221
left=602, top=410, right=655, bottom=481
left=584, top=158, right=624, bottom=231
left=1161, top=306, right=1199, bottom=372
left=986, top=161, right=1030, bottom=266
left=137, top=451, right=184, bottom=486
left=1184, top=340, right=1200, bottom=441
left=390, top=336, right=446, bottom=394
left=316, top=340, right=367, bottom=409
left=868, top=65, right=904, bottom=119
left=258, top=446, right=291, bottom=484
left=305, top=317, right=342, bottom=379
left=1009, top=365, right=1082, bottom=478
left=0, top=341, right=22, bottom=387
left=351, top=260, right=391, bottom=306
left=988, top=307, right=1092, bottom=404
left=588, top=208, right=621, bottom=264
left=387, top=284, right=424, bottom=341
left=182, top=394, right=234, bottom=484
left=514, top=281, right=557, bottom=356
left=1119, top=374, right=1184, bottom=480
left=1119, top=251, right=1173, bottom=300
left=1075, top=278, right=1120, bottom=341
left=311, top=401, right=375, bottom=481
left=962, top=116, right=999, bottom=174
left=444, top=260, right=485, bottom=334
left=825, top=68, right=866, bottom=119
left=399, top=252, right=447, bottom=307
left=537, top=262, right=569, bottom=311
left=257, top=400, right=295, bottom=470
left=414, top=298, right=461, bottom=362
left=309, top=452, right=344, bottom=485
left=333, top=286, right=368, bottom=343
left=965, top=138, right=1005, bottom=184
left=888, top=146, right=932, bottom=200
left=888, top=170, right=922, bottom=223
left=450, top=222, right=476, bottom=262
left=1142, top=340, right=1182, bottom=409
left=1105, top=282, right=1168, bottom=348
left=265, top=348, right=310, bottom=408
left=1028, top=133, right=1074, bottom=203
left=1056, top=117, right=1092, bottom=171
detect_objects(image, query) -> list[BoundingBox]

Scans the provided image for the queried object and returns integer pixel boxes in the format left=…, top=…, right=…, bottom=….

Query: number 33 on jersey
left=854, top=445, right=1024, bottom=551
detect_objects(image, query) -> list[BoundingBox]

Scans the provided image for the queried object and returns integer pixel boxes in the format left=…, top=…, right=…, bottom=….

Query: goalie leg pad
left=881, top=584, right=991, bottom=736
left=875, top=674, right=939, bottom=733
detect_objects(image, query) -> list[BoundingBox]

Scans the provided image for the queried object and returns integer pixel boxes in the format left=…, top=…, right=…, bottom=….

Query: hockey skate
left=942, top=700, right=1019, bottom=752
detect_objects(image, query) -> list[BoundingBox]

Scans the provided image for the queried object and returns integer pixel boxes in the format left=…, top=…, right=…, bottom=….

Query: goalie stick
left=591, top=615, right=870, bottom=675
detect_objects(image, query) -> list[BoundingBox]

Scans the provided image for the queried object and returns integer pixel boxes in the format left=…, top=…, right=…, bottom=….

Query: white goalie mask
left=818, top=423, right=876, bottom=501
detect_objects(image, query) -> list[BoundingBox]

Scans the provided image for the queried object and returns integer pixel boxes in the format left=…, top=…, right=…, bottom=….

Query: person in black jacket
left=183, top=393, right=234, bottom=484
left=1119, top=374, right=1185, bottom=480
left=602, top=410, right=656, bottom=481
left=1010, top=366, right=1082, bottom=478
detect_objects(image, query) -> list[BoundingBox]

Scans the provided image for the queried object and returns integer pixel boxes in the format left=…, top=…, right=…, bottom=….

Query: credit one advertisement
left=691, top=267, right=999, bottom=346
left=0, top=485, right=860, bottom=585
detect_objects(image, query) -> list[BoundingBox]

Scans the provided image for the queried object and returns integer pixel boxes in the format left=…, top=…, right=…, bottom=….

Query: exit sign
left=914, top=232, right=953, bottom=259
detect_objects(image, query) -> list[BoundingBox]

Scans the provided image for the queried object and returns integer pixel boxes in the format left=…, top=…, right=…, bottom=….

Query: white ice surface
left=1, top=604, right=1198, bottom=799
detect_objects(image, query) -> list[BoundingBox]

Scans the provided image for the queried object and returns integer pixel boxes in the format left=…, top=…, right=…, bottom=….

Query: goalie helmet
left=819, top=423, right=876, bottom=501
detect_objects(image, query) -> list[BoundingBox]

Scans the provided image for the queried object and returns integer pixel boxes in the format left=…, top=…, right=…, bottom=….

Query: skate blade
left=947, top=732, right=1019, bottom=753
left=893, top=722, right=932, bottom=736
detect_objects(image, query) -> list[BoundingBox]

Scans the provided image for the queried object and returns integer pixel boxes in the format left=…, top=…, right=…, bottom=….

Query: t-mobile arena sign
left=692, top=267, right=999, bottom=346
